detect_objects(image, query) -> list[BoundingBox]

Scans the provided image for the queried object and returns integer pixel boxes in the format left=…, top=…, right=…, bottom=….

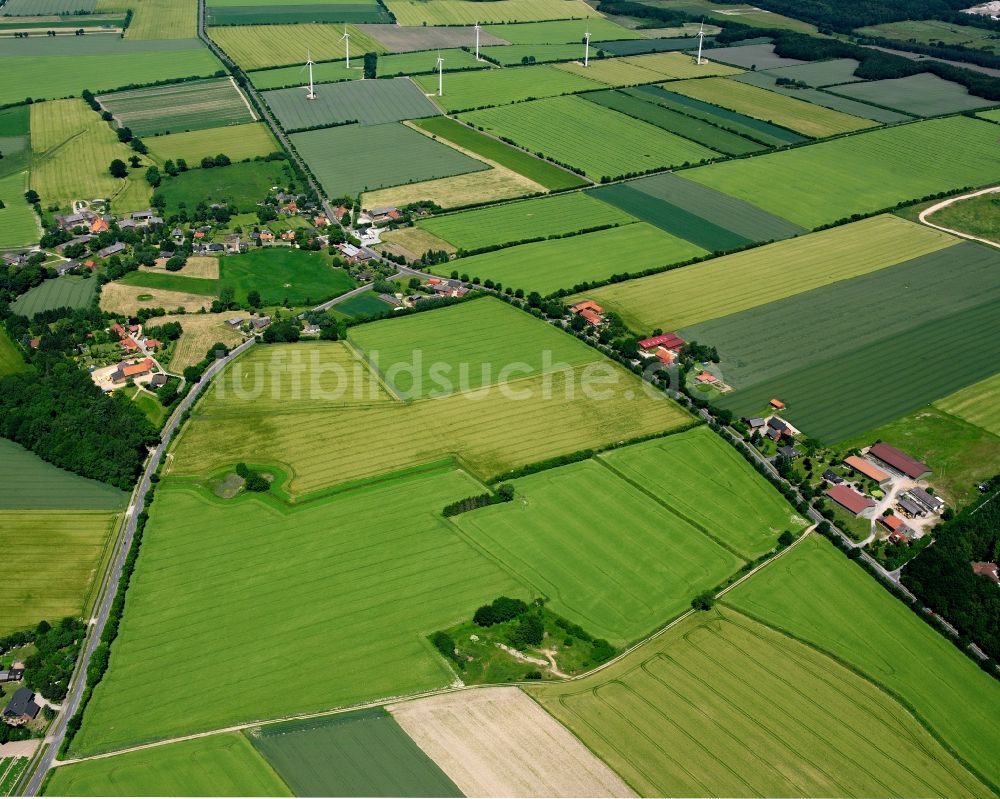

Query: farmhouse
left=251, top=316, right=271, bottom=329
left=767, top=416, right=791, bottom=441
left=259, top=231, right=275, bottom=244
left=909, top=487, right=945, bottom=513
left=972, top=562, right=1000, bottom=583
left=569, top=300, right=605, bottom=327
left=695, top=371, right=717, bottom=385
left=3, top=688, right=39, bottom=725
left=777, top=445, right=800, bottom=460
left=97, top=242, right=126, bottom=258
left=844, top=455, right=891, bottom=486
left=826, top=484, right=876, bottom=517
left=90, top=218, right=109, bottom=234
left=868, top=443, right=931, bottom=479
left=110, top=358, right=155, bottom=384
left=655, top=349, right=675, bottom=365
left=638, top=332, right=685, bottom=351
left=879, top=514, right=913, bottom=540
left=225, top=317, right=244, bottom=328
left=149, top=373, right=168, bottom=388
left=770, top=398, right=786, bottom=410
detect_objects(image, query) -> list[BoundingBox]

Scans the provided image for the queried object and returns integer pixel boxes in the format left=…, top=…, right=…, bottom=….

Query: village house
left=868, top=443, right=931, bottom=479
left=149, top=373, right=169, bottom=388
left=225, top=317, right=244, bottom=328
left=55, top=260, right=79, bottom=276
left=3, top=687, right=40, bottom=725
left=879, top=513, right=914, bottom=541
left=54, top=235, right=92, bottom=255
left=367, top=206, right=401, bottom=224
left=822, top=469, right=844, bottom=485
left=766, top=416, right=791, bottom=441
left=826, top=484, right=876, bottom=518
left=259, top=231, right=275, bottom=244
left=0, top=662, right=24, bottom=683
left=638, top=332, right=685, bottom=352
left=55, top=210, right=96, bottom=230
left=109, top=358, right=155, bottom=384
left=569, top=300, right=605, bottom=327
left=251, top=316, right=271, bottom=329
left=972, top=562, right=1000, bottom=583
left=89, top=218, right=109, bottom=234
left=777, top=445, right=800, bottom=460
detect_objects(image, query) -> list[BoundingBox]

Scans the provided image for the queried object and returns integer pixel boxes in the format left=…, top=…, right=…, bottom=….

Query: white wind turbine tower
left=696, top=20, right=706, bottom=65
left=436, top=52, right=444, bottom=96
left=341, top=27, right=351, bottom=69
left=474, top=22, right=481, bottom=60
left=583, top=29, right=591, bottom=67
left=303, top=49, right=316, bottom=100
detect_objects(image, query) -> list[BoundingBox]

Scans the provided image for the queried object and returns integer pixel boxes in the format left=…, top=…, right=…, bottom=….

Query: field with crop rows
left=30, top=99, right=151, bottom=213
left=1, top=510, right=118, bottom=634
left=584, top=88, right=766, bottom=155
left=334, top=291, right=394, bottom=317
left=264, top=77, right=438, bottom=130
left=249, top=709, right=461, bottom=797
left=360, top=164, right=541, bottom=212
left=1, top=0, right=95, bottom=13
left=219, top=248, right=355, bottom=306
left=434, top=222, right=705, bottom=295
left=169, top=341, right=687, bottom=495
left=410, top=116, right=586, bottom=190
left=414, top=64, right=602, bottom=112
left=702, top=41, right=805, bottom=69
left=0, top=439, right=127, bottom=510
left=830, top=72, right=998, bottom=117
left=1, top=758, right=28, bottom=797
left=684, top=116, right=1000, bottom=228
left=347, top=298, right=601, bottom=399
left=555, top=51, right=742, bottom=86
left=453, top=457, right=740, bottom=643
left=764, top=58, right=863, bottom=86
left=384, top=0, right=598, bottom=25
left=208, top=23, right=385, bottom=70
left=729, top=535, right=1000, bottom=789
left=531, top=604, right=992, bottom=798
left=98, top=0, right=196, bottom=38
left=358, top=22, right=507, bottom=52
left=573, top=215, right=947, bottom=332
left=855, top=18, right=1000, bottom=50
left=718, top=297, right=1000, bottom=441
left=47, top=734, right=291, bottom=795
left=602, top=426, right=805, bottom=557
left=684, top=242, right=999, bottom=389
left=479, top=42, right=587, bottom=65
left=11, top=275, right=97, bottom=316
left=484, top=18, right=639, bottom=43
left=0, top=172, right=39, bottom=249
left=667, top=77, right=875, bottom=137
left=68, top=469, right=530, bottom=754
left=207, top=0, right=391, bottom=25
left=146, top=122, right=277, bottom=164
left=462, top=95, right=718, bottom=180
left=120, top=271, right=217, bottom=296
left=936, top=372, right=1000, bottom=438
left=417, top=191, right=635, bottom=251
left=98, top=78, right=254, bottom=137
left=293, top=122, right=488, bottom=198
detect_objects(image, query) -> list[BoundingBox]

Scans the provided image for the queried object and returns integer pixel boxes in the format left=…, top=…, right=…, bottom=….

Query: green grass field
left=683, top=242, right=1000, bottom=390
left=208, top=23, right=385, bottom=70
left=461, top=95, right=718, bottom=179
left=417, top=191, right=636, bottom=251
left=1, top=509, right=118, bottom=634
left=667, top=77, right=876, bottom=138
left=432, top=222, right=705, bottom=295
left=69, top=468, right=531, bottom=754
left=0, top=46, right=221, bottom=106
left=453, top=457, right=741, bottom=644
left=155, top=159, right=292, bottom=215
left=97, top=78, right=254, bottom=137
left=98, top=0, right=197, bottom=39
left=248, top=708, right=462, bottom=797
left=531, top=604, right=993, bottom=798
left=347, top=297, right=602, bottom=399
left=830, top=72, right=998, bottom=117
left=414, top=64, right=603, bottom=113
left=46, top=734, right=291, bottom=796
left=0, top=171, right=38, bottom=249
left=936, top=371, right=1000, bottom=438
left=555, top=51, right=743, bottom=86
left=410, top=116, right=586, bottom=190
left=218, top=248, right=355, bottom=306
left=0, top=438, right=127, bottom=510
left=855, top=18, right=1000, bottom=50
left=928, top=190, right=1000, bottom=244
left=119, top=271, right=218, bottom=296
left=146, top=122, right=278, bottom=165
left=384, top=0, right=598, bottom=25
left=207, top=0, right=391, bottom=25
left=293, top=122, right=488, bottom=198
left=601, top=426, right=805, bottom=558
left=11, top=275, right=98, bottom=316
left=685, top=115, right=1000, bottom=228
left=728, top=534, right=1000, bottom=790
left=484, top=18, right=639, bottom=44
left=763, top=58, right=863, bottom=87
left=334, top=290, right=394, bottom=317
left=264, top=77, right=438, bottom=130
left=170, top=339, right=688, bottom=496
left=30, top=99, right=151, bottom=213
left=573, top=215, right=954, bottom=332
left=0, top=328, right=29, bottom=377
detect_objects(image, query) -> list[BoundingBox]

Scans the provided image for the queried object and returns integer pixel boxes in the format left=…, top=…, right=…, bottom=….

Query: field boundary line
left=918, top=185, right=1000, bottom=248
left=229, top=74, right=257, bottom=121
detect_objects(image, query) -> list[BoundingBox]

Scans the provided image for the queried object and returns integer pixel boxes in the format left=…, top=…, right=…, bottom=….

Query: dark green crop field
left=207, top=3, right=391, bottom=24
left=120, top=271, right=219, bottom=296
left=248, top=708, right=462, bottom=797
left=0, top=438, right=127, bottom=510
left=219, top=248, right=356, bottom=306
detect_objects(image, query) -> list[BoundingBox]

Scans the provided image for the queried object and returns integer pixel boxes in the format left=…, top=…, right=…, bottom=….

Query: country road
left=918, top=185, right=1000, bottom=248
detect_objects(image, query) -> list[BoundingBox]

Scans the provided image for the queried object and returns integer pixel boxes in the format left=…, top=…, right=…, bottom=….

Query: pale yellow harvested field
left=144, top=256, right=219, bottom=280
left=388, top=687, right=636, bottom=798
left=555, top=51, right=741, bottom=86
left=100, top=282, right=216, bottom=316
left=147, top=312, right=245, bottom=371
left=381, top=227, right=456, bottom=261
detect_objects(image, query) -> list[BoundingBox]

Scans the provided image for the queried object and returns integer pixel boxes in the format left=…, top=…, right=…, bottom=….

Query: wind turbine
left=473, top=22, right=481, bottom=61
left=583, top=30, right=591, bottom=67
left=341, top=27, right=351, bottom=69
left=436, top=52, right=444, bottom=96
left=696, top=20, right=706, bottom=65
left=302, top=49, right=316, bottom=100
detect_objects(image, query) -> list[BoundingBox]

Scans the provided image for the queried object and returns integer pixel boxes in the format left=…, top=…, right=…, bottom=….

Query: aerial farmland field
left=264, top=77, right=439, bottom=130
left=68, top=468, right=531, bottom=754
left=484, top=18, right=640, bottom=43
left=292, top=122, right=489, bottom=198
left=247, top=709, right=461, bottom=797
left=98, top=0, right=197, bottom=38
left=119, top=271, right=217, bottom=296
left=666, top=77, right=876, bottom=137
left=144, top=312, right=245, bottom=372
left=11, top=275, right=98, bottom=316
left=155, top=158, right=291, bottom=215
left=683, top=115, right=1000, bottom=228
left=413, top=64, right=603, bottom=112
left=207, top=0, right=391, bottom=26
left=46, top=734, right=291, bottom=796
left=936, top=372, right=1000, bottom=438
left=573, top=215, right=951, bottom=332
left=601, top=426, right=806, bottom=557
left=0, top=171, right=39, bottom=249
left=145, top=122, right=278, bottom=164
left=97, top=78, right=254, bottom=137
left=701, top=41, right=806, bottom=69
left=555, top=51, right=741, bottom=86
left=219, top=248, right=356, bottom=306
left=0, top=439, right=127, bottom=511
left=452, top=457, right=740, bottom=644
left=416, top=191, right=636, bottom=251
left=208, top=23, right=385, bottom=70
left=432, top=222, right=705, bottom=295
left=728, top=534, right=1000, bottom=789
left=531, top=604, right=993, bottom=798
left=0, top=328, right=29, bottom=377
left=383, top=0, right=598, bottom=25
left=461, top=95, right=718, bottom=180
left=763, top=58, right=864, bottom=86
left=829, top=72, right=998, bottom=117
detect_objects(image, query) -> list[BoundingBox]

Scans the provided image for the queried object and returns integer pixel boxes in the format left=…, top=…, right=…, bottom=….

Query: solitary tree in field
left=109, top=159, right=128, bottom=179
